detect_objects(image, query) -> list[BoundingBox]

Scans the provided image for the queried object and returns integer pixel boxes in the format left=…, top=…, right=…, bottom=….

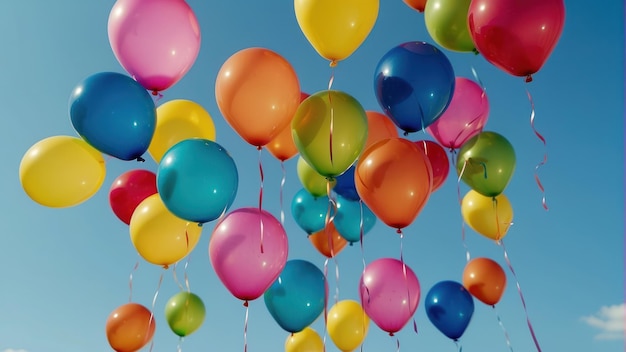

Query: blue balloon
left=291, top=188, right=333, bottom=235
left=264, top=259, right=326, bottom=333
left=333, top=164, right=360, bottom=201
left=157, top=139, right=238, bottom=224
left=333, top=195, right=376, bottom=244
left=425, top=280, right=475, bottom=341
left=374, top=42, right=455, bottom=134
left=69, top=72, right=156, bottom=161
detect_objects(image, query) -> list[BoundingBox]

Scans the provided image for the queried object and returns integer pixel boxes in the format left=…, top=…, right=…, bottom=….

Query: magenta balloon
left=426, top=77, right=489, bottom=150
left=359, top=258, right=420, bottom=335
left=108, top=0, right=201, bottom=93
left=209, top=207, right=289, bottom=302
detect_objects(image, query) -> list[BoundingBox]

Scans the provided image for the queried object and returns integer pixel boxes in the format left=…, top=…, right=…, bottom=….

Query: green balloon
left=164, top=291, right=206, bottom=337
left=456, top=131, right=515, bottom=197
left=424, top=0, right=476, bottom=53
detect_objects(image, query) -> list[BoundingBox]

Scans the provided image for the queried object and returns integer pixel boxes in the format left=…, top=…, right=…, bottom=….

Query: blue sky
left=1, top=1, right=624, bottom=351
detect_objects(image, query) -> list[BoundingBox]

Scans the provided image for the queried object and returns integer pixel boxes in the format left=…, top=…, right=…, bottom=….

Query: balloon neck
left=525, top=74, right=533, bottom=83
left=151, top=90, right=159, bottom=96
left=136, top=156, right=145, bottom=162
left=472, top=48, right=480, bottom=55
left=403, top=131, right=409, bottom=137
left=329, top=60, right=338, bottom=68
left=197, top=222, right=203, bottom=227
left=162, top=264, right=169, bottom=270
left=389, top=332, right=395, bottom=337
left=396, top=228, right=402, bottom=234
left=256, top=145, right=262, bottom=151
left=243, top=300, right=249, bottom=307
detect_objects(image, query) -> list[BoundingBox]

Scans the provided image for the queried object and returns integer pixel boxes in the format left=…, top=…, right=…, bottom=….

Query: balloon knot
left=403, top=131, right=409, bottom=137
left=389, top=332, right=395, bottom=337
left=197, top=222, right=203, bottom=227
left=329, top=60, right=337, bottom=68
left=163, top=264, right=169, bottom=270
left=256, top=145, right=262, bottom=151
left=525, top=75, right=533, bottom=83
left=396, top=228, right=402, bottom=234
left=243, top=300, right=249, bottom=307
left=151, top=90, right=159, bottom=96
left=136, top=156, right=145, bottom=162
left=472, top=48, right=480, bottom=55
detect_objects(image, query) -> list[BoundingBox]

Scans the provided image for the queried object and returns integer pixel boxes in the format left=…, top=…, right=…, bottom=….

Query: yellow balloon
left=284, top=327, right=324, bottom=352
left=296, top=156, right=336, bottom=198
left=129, top=194, right=202, bottom=268
left=149, top=99, right=216, bottom=163
left=461, top=190, right=513, bottom=241
left=327, top=300, right=370, bottom=352
left=294, top=0, right=379, bottom=65
left=19, top=135, right=105, bottom=208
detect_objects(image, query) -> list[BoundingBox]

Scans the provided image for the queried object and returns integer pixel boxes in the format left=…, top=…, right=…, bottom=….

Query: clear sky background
left=0, top=1, right=624, bottom=351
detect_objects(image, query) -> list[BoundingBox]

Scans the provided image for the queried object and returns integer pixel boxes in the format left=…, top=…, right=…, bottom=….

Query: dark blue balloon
left=425, top=280, right=474, bottom=341
left=333, top=195, right=377, bottom=244
left=69, top=72, right=156, bottom=161
left=264, top=259, right=326, bottom=333
left=374, top=42, right=455, bottom=134
left=333, top=164, right=360, bottom=201
left=291, top=188, right=333, bottom=235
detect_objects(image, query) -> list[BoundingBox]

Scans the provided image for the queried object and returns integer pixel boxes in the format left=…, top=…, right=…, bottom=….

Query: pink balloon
left=426, top=77, right=489, bottom=150
left=359, top=258, right=420, bottom=335
left=108, top=0, right=201, bottom=93
left=209, top=207, right=289, bottom=302
left=414, top=140, right=449, bottom=192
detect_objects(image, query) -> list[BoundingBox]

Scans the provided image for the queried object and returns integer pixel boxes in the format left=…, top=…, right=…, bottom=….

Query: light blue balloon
left=291, top=188, right=333, bottom=235
left=333, top=195, right=377, bottom=244
left=157, top=139, right=238, bottom=224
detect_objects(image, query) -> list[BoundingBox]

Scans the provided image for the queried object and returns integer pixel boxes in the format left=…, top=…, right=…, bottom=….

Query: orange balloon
left=106, top=303, right=155, bottom=352
left=266, top=92, right=309, bottom=161
left=355, top=138, right=432, bottom=230
left=215, top=47, right=301, bottom=147
left=364, top=111, right=399, bottom=150
left=308, top=221, right=348, bottom=258
left=403, top=0, right=427, bottom=12
left=462, top=257, right=507, bottom=306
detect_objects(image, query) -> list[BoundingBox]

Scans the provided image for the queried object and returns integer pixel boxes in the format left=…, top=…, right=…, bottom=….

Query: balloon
left=292, top=90, right=368, bottom=179
left=106, top=303, right=155, bottom=352
left=461, top=190, right=513, bottom=241
left=414, top=140, right=449, bottom=192
left=294, top=0, right=379, bottom=65
left=468, top=0, right=566, bottom=81
left=215, top=47, right=301, bottom=147
left=108, top=0, right=200, bottom=92
left=164, top=291, right=206, bottom=337
left=426, top=77, right=489, bottom=150
left=374, top=42, right=455, bottom=133
left=297, top=156, right=336, bottom=198
left=68, top=72, right=156, bottom=161
left=355, top=138, right=432, bottom=230
left=129, top=194, right=202, bottom=268
left=308, top=221, right=348, bottom=258
left=333, top=165, right=359, bottom=201
left=462, top=257, right=507, bottom=305
left=291, top=188, right=332, bottom=235
left=264, top=259, right=326, bottom=333
left=327, top=300, right=370, bottom=351
left=456, top=131, right=516, bottom=197
left=149, top=99, right=216, bottom=164
left=285, top=327, right=324, bottom=352
left=333, top=195, right=377, bottom=244
left=364, top=111, right=399, bottom=150
left=157, top=139, right=238, bottom=224
left=209, top=208, right=288, bottom=302
left=425, top=280, right=474, bottom=340
left=267, top=92, right=309, bottom=162
left=19, top=136, right=105, bottom=208
left=109, top=169, right=157, bottom=225
left=424, top=0, right=475, bottom=52
left=402, top=0, right=427, bottom=12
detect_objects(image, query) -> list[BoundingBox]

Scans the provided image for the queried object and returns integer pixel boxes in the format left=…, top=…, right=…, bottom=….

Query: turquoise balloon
left=291, top=188, right=333, bottom=235
left=333, top=195, right=377, bottom=244
left=164, top=291, right=206, bottom=337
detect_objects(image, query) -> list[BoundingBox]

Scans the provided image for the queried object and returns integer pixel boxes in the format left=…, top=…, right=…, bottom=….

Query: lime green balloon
left=297, top=156, right=336, bottom=197
left=456, top=131, right=515, bottom=197
left=424, top=0, right=476, bottom=53
left=164, top=291, right=206, bottom=337
left=292, top=90, right=368, bottom=179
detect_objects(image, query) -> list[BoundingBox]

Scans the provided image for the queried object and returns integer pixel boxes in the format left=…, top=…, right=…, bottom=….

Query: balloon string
left=395, top=336, right=400, bottom=352
left=526, top=88, right=549, bottom=211
left=328, top=91, right=335, bottom=166
left=172, top=258, right=192, bottom=292
left=359, top=200, right=367, bottom=271
left=456, top=160, right=472, bottom=262
left=324, top=180, right=339, bottom=303
left=322, top=257, right=330, bottom=352
left=492, top=305, right=514, bottom=351
left=147, top=271, right=164, bottom=352
left=177, top=337, right=184, bottom=352
left=471, top=66, right=487, bottom=95
left=258, top=147, right=265, bottom=253
left=279, top=161, right=286, bottom=225
left=454, top=339, right=463, bottom=352
left=492, top=197, right=504, bottom=242
left=500, top=240, right=543, bottom=352
left=243, top=302, right=249, bottom=352
left=398, top=229, right=415, bottom=335
left=151, top=90, right=164, bottom=105
left=128, top=260, right=139, bottom=302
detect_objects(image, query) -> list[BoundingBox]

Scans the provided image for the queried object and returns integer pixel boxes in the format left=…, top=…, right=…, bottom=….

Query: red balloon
left=468, top=0, right=565, bottom=81
left=414, top=140, right=449, bottom=192
left=403, top=0, right=427, bottom=12
left=109, top=169, right=157, bottom=225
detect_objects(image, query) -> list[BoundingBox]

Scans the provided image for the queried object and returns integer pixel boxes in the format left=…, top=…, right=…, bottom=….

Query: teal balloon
left=164, top=291, right=206, bottom=337
left=291, top=188, right=333, bottom=235
left=264, top=259, right=326, bottom=333
left=425, top=280, right=474, bottom=340
left=333, top=195, right=377, bottom=244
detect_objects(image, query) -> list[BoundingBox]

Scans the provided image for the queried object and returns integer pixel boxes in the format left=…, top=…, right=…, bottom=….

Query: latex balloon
left=333, top=165, right=359, bottom=201
left=19, top=136, right=105, bottom=208
left=106, top=303, right=155, bottom=352
left=164, top=291, right=206, bottom=337
left=333, top=195, right=377, bottom=244
left=108, top=0, right=201, bottom=92
left=215, top=47, right=301, bottom=147
left=267, top=92, right=309, bottom=162
left=209, top=208, right=288, bottom=302
left=264, top=259, right=326, bottom=333
left=69, top=72, right=156, bottom=161
left=456, top=131, right=516, bottom=197
left=109, top=169, right=157, bottom=225
left=292, top=90, right=368, bottom=179
left=291, top=188, right=332, bottom=235
left=364, top=111, right=399, bottom=150
left=285, top=327, right=324, bottom=352
left=461, top=190, right=513, bottom=241
left=425, top=280, right=474, bottom=341
left=149, top=99, right=216, bottom=164
left=374, top=42, right=455, bottom=133
left=468, top=0, right=566, bottom=81
left=327, top=300, right=370, bottom=351
left=403, top=0, right=427, bottom=12
left=294, top=0, right=379, bottom=65
left=355, top=138, right=432, bottom=230
left=414, top=140, right=449, bottom=192
left=308, top=221, right=348, bottom=258
left=426, top=77, right=489, bottom=150
left=359, top=258, right=420, bottom=335
left=296, top=157, right=336, bottom=198
left=129, top=194, right=202, bottom=268
left=424, top=0, right=475, bottom=52
left=462, top=257, right=507, bottom=305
